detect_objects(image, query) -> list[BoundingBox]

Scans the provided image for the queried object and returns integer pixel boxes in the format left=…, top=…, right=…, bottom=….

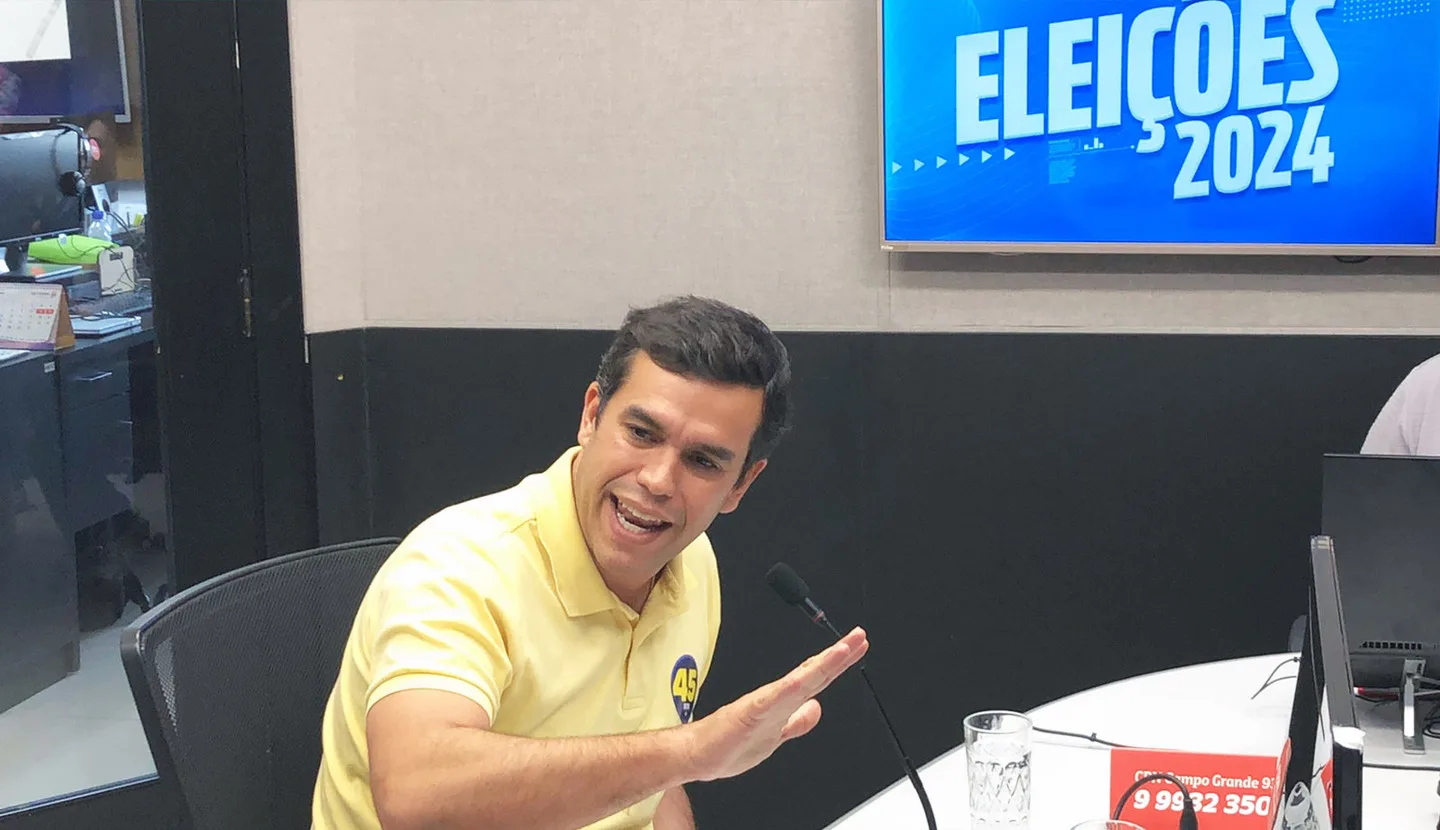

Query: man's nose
left=637, top=450, right=678, bottom=498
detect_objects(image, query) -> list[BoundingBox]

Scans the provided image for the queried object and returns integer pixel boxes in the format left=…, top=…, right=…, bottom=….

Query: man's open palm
left=689, top=627, right=869, bottom=782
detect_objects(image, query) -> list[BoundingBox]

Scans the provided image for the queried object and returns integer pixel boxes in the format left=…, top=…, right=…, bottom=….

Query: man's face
left=573, top=351, right=767, bottom=590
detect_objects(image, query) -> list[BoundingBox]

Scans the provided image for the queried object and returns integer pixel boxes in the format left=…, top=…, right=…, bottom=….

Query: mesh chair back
left=121, top=538, right=400, bottom=830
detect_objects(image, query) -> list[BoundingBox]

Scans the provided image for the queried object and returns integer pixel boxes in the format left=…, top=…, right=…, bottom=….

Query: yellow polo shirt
left=312, top=447, right=722, bottom=830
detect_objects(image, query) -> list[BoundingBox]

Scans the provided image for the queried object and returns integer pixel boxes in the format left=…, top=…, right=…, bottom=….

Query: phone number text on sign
left=1129, top=785, right=1273, bottom=817
left=1109, top=747, right=1286, bottom=830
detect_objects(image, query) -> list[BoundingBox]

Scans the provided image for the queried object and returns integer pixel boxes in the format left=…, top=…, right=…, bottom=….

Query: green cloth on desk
left=27, top=235, right=114, bottom=265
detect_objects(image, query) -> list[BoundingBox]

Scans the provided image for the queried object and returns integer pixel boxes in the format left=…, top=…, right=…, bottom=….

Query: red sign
left=1109, top=747, right=1286, bottom=829
left=1319, top=758, right=1334, bottom=820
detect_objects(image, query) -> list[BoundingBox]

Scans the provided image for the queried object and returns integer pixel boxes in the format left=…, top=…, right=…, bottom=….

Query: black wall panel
left=309, top=327, right=1440, bottom=829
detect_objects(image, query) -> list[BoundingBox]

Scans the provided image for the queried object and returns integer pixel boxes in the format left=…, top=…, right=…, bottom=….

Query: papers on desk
left=0, top=348, right=28, bottom=363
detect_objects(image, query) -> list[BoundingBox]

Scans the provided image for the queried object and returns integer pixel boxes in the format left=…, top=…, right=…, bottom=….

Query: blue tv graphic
left=881, top=0, right=1440, bottom=247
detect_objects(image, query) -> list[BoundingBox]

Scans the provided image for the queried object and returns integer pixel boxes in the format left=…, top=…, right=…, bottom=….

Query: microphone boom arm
left=810, top=613, right=937, bottom=830
left=763, top=561, right=937, bottom=830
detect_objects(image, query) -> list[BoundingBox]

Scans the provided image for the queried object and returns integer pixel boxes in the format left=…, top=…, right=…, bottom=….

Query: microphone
left=765, top=563, right=938, bottom=830
left=765, top=562, right=829, bottom=627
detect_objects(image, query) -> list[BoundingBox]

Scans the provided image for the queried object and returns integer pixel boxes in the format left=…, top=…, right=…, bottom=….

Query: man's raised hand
left=685, top=627, right=869, bottom=782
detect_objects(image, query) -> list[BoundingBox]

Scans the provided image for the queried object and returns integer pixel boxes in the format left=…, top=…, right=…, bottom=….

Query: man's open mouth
left=612, top=494, right=671, bottom=534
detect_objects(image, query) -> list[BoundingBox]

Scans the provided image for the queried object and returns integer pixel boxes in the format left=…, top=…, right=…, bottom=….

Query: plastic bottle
left=86, top=209, right=112, bottom=243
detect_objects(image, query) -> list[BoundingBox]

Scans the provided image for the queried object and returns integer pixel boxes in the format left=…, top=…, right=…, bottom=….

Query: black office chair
left=120, top=537, right=401, bottom=830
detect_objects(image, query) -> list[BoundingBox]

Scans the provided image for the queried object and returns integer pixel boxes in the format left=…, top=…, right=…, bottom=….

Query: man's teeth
left=615, top=498, right=665, bottom=531
left=617, top=511, right=654, bottom=533
left=627, top=505, right=663, bottom=523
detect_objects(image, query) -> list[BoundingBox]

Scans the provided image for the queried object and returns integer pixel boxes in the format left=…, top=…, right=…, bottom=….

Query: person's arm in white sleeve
left=1361, top=358, right=1440, bottom=456
left=1362, top=387, right=1415, bottom=455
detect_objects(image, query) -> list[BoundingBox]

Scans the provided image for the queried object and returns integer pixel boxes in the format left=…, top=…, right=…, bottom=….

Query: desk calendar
left=0, top=284, right=76, bottom=350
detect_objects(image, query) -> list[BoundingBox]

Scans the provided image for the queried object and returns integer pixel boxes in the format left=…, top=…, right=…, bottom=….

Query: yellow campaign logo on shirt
left=670, top=655, right=699, bottom=723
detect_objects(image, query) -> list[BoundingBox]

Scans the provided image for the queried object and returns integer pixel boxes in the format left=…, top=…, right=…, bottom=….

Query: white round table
left=827, top=655, right=1439, bottom=829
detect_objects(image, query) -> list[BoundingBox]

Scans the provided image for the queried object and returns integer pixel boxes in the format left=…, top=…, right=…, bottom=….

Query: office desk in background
left=828, top=655, right=1439, bottom=830
left=52, top=316, right=158, bottom=535
left=0, top=317, right=157, bottom=712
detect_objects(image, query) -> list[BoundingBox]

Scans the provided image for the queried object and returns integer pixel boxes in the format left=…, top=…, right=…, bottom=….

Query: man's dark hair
left=595, top=296, right=793, bottom=474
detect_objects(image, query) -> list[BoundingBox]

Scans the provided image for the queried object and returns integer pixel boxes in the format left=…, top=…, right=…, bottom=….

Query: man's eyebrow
left=622, top=405, right=737, bottom=463
left=692, top=442, right=735, bottom=463
left=622, top=406, right=665, bottom=433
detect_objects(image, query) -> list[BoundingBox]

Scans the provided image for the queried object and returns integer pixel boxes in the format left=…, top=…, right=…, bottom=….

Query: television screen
left=879, top=0, right=1440, bottom=254
left=0, top=0, right=131, bottom=124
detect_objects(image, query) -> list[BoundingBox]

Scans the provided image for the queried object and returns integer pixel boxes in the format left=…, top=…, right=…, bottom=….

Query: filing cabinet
left=57, top=344, right=135, bottom=534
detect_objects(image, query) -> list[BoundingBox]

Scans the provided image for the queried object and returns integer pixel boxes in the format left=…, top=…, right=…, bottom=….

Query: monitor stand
left=1355, top=675, right=1440, bottom=771
left=1402, top=658, right=1426, bottom=754
left=0, top=243, right=30, bottom=280
left=0, top=244, right=84, bottom=283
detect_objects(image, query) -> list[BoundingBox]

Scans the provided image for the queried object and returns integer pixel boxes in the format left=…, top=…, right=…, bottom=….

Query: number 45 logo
left=671, top=655, right=699, bottom=724
left=1173, top=104, right=1334, bottom=199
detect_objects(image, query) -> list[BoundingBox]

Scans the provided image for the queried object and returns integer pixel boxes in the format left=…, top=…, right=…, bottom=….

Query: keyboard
left=73, top=287, right=154, bottom=317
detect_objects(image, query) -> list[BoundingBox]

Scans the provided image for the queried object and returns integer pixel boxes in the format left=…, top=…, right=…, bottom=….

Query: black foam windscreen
left=765, top=562, right=810, bottom=607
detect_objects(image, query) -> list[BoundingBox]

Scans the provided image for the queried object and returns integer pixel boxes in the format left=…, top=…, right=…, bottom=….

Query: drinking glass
left=964, top=710, right=1032, bottom=826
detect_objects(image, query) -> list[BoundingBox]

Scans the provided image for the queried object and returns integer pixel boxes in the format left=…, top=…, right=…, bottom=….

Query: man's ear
left=719, top=458, right=767, bottom=514
left=578, top=382, right=602, bottom=447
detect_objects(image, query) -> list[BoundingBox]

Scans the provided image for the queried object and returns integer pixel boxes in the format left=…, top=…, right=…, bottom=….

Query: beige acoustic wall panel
left=887, top=253, right=1440, bottom=335
left=302, top=0, right=887, bottom=332
left=290, top=0, right=368, bottom=333
left=288, top=0, right=1440, bottom=335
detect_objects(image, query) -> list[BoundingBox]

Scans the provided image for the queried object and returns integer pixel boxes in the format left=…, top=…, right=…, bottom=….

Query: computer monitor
left=0, top=125, right=86, bottom=277
left=0, top=0, right=133, bottom=124
left=1275, top=536, right=1363, bottom=830
left=1320, top=453, right=1440, bottom=691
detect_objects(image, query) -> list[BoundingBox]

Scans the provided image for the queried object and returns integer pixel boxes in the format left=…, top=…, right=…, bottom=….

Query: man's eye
left=691, top=455, right=718, bottom=470
left=628, top=426, right=653, bottom=441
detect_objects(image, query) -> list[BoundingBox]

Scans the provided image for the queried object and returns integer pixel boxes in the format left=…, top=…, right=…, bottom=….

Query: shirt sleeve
left=697, top=545, right=722, bottom=692
left=1363, top=355, right=1440, bottom=457
left=1362, top=385, right=1415, bottom=456
left=364, top=540, right=514, bottom=722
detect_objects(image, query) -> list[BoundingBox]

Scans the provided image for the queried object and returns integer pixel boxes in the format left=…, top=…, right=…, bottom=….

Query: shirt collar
left=532, top=447, right=694, bottom=623
left=533, top=447, right=614, bottom=617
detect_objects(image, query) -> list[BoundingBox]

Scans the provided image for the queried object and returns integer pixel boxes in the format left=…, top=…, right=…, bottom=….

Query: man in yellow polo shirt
left=313, top=296, right=869, bottom=830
